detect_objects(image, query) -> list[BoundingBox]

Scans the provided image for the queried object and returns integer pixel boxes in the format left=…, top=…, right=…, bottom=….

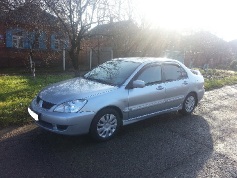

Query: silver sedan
left=28, top=57, right=205, bottom=141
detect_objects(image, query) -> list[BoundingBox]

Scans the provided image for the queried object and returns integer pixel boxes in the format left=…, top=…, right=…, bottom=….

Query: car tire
left=179, top=93, right=197, bottom=115
left=90, top=108, right=121, bottom=141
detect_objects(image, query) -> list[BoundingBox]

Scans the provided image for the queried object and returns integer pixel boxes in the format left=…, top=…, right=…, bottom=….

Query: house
left=80, top=20, right=140, bottom=68
left=0, top=2, right=68, bottom=68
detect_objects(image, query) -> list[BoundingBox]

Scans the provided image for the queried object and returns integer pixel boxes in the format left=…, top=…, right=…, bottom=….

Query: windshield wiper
left=84, top=76, right=115, bottom=86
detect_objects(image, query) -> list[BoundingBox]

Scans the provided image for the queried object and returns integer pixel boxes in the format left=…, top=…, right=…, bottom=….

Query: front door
left=128, top=65, right=166, bottom=120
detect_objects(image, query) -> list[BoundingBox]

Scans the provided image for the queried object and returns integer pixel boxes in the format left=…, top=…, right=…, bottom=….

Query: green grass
left=1, top=68, right=237, bottom=128
left=199, top=69, right=237, bottom=90
left=0, top=74, right=73, bottom=128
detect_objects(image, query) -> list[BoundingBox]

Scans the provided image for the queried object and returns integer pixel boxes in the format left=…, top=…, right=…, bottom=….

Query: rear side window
left=163, top=64, right=187, bottom=81
left=136, top=65, right=162, bottom=85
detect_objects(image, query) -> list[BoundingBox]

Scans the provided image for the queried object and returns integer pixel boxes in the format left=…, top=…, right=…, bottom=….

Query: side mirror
left=133, top=80, right=145, bottom=88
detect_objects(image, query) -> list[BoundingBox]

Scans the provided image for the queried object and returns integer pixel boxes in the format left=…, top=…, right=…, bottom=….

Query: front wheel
left=90, top=108, right=121, bottom=141
left=179, top=93, right=197, bottom=115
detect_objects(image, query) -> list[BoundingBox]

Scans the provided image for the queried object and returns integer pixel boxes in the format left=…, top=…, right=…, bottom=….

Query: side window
left=163, top=64, right=187, bottom=81
left=180, top=66, right=188, bottom=79
left=136, top=65, right=162, bottom=85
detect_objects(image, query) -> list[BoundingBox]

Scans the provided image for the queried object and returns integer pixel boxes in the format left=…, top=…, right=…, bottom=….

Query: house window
left=55, top=39, right=60, bottom=50
left=0, top=35, right=4, bottom=47
left=26, top=32, right=46, bottom=50
left=6, top=29, right=47, bottom=50
left=12, top=30, right=24, bottom=48
left=39, top=32, right=46, bottom=49
left=12, top=35, right=24, bottom=48
left=32, top=34, right=40, bottom=49
left=32, top=32, right=45, bottom=49
left=6, top=29, right=26, bottom=48
left=51, top=34, right=68, bottom=50
left=63, top=40, right=69, bottom=49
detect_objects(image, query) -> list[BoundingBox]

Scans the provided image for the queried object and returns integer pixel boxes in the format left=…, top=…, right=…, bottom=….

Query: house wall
left=0, top=21, right=68, bottom=68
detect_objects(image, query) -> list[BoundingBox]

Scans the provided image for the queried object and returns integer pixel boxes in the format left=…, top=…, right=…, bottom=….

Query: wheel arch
left=91, top=105, right=123, bottom=125
left=103, top=106, right=123, bottom=119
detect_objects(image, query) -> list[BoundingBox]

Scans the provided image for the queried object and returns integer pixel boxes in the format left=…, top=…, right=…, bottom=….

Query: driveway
left=0, top=85, right=237, bottom=178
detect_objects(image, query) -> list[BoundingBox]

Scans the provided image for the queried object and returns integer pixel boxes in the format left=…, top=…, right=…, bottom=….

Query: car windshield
left=84, top=60, right=140, bottom=86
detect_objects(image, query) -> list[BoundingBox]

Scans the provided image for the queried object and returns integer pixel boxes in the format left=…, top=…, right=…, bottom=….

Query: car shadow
left=0, top=112, right=213, bottom=177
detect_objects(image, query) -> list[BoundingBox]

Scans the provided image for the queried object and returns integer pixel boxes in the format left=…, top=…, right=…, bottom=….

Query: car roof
left=113, top=57, right=180, bottom=65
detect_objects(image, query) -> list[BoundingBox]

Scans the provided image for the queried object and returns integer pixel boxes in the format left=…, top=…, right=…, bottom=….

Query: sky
left=135, top=0, right=237, bottom=41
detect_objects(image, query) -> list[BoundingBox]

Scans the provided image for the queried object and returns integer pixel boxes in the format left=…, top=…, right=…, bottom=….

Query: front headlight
left=54, top=99, right=87, bottom=113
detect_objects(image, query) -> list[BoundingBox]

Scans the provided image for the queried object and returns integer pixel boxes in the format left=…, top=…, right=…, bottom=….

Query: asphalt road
left=1, top=85, right=237, bottom=178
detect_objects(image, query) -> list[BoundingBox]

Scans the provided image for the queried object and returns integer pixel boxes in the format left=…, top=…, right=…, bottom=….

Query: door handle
left=182, top=81, right=188, bottom=85
left=156, top=86, right=164, bottom=90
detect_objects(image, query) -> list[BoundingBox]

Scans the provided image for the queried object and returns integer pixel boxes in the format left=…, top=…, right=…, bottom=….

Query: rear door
left=162, top=63, right=190, bottom=109
left=128, top=64, right=166, bottom=119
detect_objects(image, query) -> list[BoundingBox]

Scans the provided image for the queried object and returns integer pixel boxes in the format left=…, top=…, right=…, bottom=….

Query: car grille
left=37, top=119, right=53, bottom=129
left=36, top=96, right=55, bottom=110
left=37, top=119, right=68, bottom=131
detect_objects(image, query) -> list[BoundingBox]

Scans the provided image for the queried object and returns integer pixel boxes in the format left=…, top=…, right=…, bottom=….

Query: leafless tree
left=0, top=0, right=41, bottom=11
left=3, top=0, right=235, bottom=71
left=42, top=0, right=112, bottom=75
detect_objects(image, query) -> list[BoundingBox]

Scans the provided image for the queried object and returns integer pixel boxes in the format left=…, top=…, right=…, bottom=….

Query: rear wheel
left=179, top=93, right=197, bottom=115
left=90, top=108, right=121, bottom=141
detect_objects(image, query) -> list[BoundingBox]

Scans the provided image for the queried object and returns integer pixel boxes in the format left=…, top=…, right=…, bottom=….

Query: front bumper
left=28, top=99, right=95, bottom=135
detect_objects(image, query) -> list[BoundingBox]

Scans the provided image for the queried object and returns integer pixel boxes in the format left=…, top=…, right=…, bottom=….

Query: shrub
left=230, top=60, right=237, bottom=70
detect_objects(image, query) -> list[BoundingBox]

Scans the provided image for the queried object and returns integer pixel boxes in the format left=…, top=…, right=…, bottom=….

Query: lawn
left=0, top=74, right=73, bottom=128
left=1, top=68, right=237, bottom=128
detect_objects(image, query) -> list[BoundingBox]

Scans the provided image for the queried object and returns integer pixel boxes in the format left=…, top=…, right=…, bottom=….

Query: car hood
left=38, top=77, right=117, bottom=104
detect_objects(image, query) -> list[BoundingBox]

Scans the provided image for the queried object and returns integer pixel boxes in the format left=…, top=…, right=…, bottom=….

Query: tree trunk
left=29, top=51, right=35, bottom=79
left=69, top=47, right=80, bottom=77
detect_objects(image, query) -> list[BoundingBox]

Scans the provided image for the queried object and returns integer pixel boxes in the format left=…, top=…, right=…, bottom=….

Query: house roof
left=89, top=20, right=138, bottom=37
left=4, top=3, right=59, bottom=26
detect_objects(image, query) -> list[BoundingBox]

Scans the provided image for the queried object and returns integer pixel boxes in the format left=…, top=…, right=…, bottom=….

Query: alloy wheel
left=184, top=95, right=195, bottom=113
left=97, top=114, right=118, bottom=138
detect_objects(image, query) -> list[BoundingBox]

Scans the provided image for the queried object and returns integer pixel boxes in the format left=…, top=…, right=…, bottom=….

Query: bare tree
left=42, top=0, right=111, bottom=75
left=0, top=0, right=23, bottom=11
